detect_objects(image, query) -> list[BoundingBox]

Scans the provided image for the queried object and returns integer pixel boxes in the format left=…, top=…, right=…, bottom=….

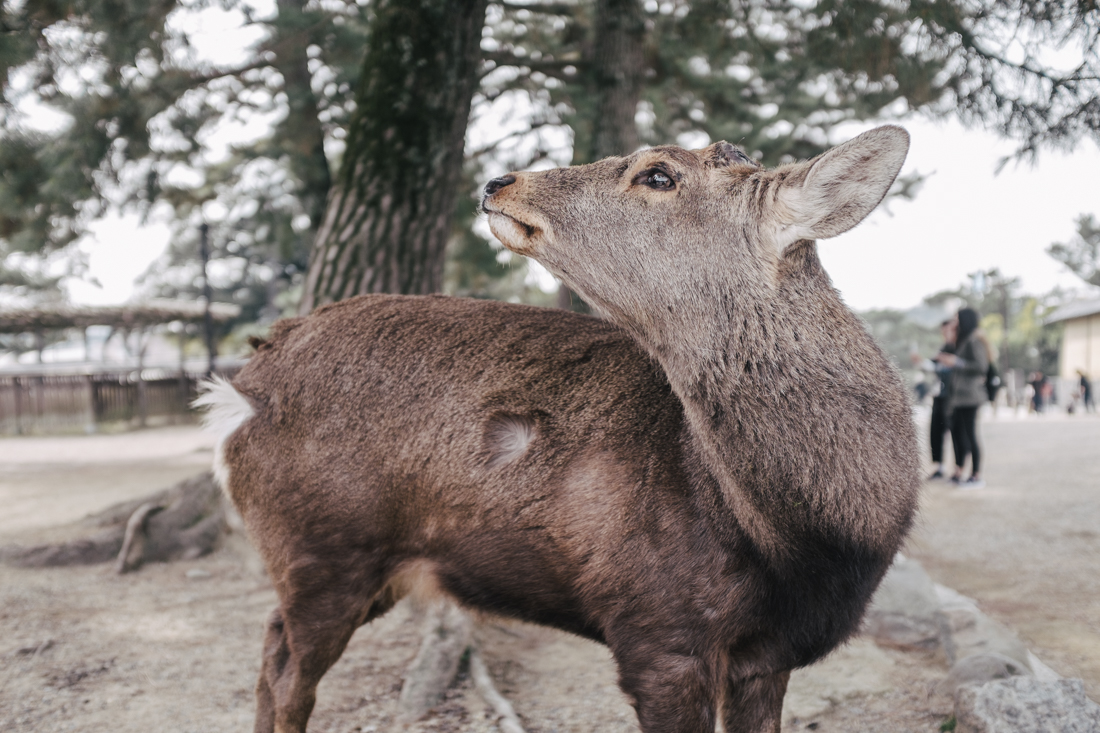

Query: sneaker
left=960, top=476, right=985, bottom=489
left=949, top=474, right=962, bottom=485
left=927, top=469, right=945, bottom=481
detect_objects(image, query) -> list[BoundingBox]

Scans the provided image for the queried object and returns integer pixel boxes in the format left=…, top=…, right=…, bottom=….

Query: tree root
left=395, top=599, right=528, bottom=732
left=0, top=472, right=229, bottom=570
left=469, top=646, right=526, bottom=733
left=396, top=599, right=473, bottom=724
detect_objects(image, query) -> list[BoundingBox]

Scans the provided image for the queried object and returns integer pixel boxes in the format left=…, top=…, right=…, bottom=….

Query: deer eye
left=636, top=168, right=676, bottom=191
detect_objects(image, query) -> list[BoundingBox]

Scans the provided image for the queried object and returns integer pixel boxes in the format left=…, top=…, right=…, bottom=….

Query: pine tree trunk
left=559, top=0, right=645, bottom=312
left=272, top=0, right=333, bottom=235
left=300, top=0, right=489, bottom=313
left=588, top=0, right=644, bottom=162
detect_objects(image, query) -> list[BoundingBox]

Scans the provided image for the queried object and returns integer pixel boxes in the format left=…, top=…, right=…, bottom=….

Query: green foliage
left=482, top=0, right=1100, bottom=167
left=1, top=0, right=369, bottom=311
left=1048, top=214, right=1100, bottom=288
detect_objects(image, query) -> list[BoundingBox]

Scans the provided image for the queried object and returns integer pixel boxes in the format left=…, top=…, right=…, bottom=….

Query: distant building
left=1046, top=299, right=1100, bottom=381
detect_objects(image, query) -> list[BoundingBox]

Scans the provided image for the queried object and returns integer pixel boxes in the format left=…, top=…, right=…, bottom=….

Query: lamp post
left=199, top=223, right=216, bottom=376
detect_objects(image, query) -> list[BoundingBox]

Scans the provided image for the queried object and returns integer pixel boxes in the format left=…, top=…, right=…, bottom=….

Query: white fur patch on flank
left=485, top=413, right=537, bottom=467
left=193, top=376, right=254, bottom=491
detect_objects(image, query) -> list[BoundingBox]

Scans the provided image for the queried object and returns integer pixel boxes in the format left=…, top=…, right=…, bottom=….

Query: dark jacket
left=933, top=342, right=955, bottom=403
left=950, top=334, right=989, bottom=408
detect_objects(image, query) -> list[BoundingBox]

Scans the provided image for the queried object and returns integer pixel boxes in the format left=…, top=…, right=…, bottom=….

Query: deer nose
left=483, top=175, right=516, bottom=198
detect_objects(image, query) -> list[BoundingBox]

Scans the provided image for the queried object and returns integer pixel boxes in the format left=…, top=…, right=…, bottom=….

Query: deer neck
left=636, top=244, right=919, bottom=565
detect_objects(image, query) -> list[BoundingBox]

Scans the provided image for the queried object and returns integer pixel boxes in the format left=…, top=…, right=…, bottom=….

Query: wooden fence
left=0, top=368, right=239, bottom=435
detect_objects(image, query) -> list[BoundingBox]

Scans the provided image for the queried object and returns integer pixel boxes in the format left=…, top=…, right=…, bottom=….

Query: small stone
left=185, top=568, right=212, bottom=580
left=16, top=639, right=54, bottom=656
left=955, top=677, right=1100, bottom=733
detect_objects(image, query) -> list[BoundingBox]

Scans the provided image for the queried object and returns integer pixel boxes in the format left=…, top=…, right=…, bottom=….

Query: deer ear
left=773, top=125, right=909, bottom=249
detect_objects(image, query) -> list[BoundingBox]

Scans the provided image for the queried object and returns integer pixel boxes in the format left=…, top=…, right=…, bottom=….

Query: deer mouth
left=485, top=209, right=541, bottom=254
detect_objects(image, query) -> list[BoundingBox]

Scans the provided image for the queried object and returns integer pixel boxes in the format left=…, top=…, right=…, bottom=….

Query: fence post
left=135, top=327, right=148, bottom=427
left=84, top=374, right=97, bottom=433
left=34, top=375, right=45, bottom=431
left=13, top=376, right=22, bottom=436
left=91, top=377, right=103, bottom=426
left=125, top=372, right=136, bottom=424
left=136, top=372, right=148, bottom=428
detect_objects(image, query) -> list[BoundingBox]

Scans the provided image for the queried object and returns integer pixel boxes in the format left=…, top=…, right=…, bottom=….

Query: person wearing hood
left=934, top=307, right=992, bottom=489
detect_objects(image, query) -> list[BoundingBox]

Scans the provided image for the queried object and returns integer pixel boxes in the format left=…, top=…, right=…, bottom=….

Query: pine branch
left=179, top=60, right=272, bottom=89
left=467, top=120, right=555, bottom=158
left=482, top=52, right=584, bottom=79
left=495, top=1, right=580, bottom=16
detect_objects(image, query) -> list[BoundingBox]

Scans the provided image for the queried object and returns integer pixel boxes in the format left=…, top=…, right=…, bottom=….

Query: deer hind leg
left=253, top=603, right=360, bottom=733
left=721, top=670, right=789, bottom=733
left=611, top=640, right=719, bottom=733
left=253, top=573, right=388, bottom=733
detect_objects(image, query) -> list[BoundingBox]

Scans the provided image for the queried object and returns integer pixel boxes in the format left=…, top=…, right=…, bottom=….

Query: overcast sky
left=818, top=117, right=1100, bottom=310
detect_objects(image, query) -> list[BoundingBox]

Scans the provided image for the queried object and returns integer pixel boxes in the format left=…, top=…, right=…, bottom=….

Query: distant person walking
left=914, top=319, right=957, bottom=480
left=1029, top=371, right=1047, bottom=413
left=935, top=308, right=991, bottom=489
left=1079, top=369, right=1095, bottom=413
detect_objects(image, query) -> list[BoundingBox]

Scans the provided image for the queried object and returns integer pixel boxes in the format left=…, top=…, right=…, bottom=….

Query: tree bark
left=271, top=0, right=333, bottom=235
left=587, top=0, right=645, bottom=162
left=300, top=0, right=489, bottom=313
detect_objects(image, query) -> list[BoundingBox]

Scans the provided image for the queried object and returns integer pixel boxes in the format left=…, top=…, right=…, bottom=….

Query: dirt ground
left=1, top=414, right=1096, bottom=732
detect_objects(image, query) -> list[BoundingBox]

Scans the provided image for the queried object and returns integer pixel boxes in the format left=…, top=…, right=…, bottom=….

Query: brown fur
left=214, top=126, right=920, bottom=733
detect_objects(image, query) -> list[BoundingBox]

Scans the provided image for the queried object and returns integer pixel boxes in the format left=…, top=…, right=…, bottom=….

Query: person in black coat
left=915, top=319, right=956, bottom=480
left=1079, top=370, right=1095, bottom=413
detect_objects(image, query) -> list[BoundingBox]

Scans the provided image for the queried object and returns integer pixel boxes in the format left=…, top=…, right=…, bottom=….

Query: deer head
left=482, top=126, right=909, bottom=351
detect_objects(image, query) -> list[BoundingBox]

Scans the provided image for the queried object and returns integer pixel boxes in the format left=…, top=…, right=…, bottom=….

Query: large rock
left=782, top=638, right=896, bottom=726
left=955, top=677, right=1100, bottom=733
left=938, top=652, right=1029, bottom=697
left=862, top=554, right=945, bottom=651
left=935, top=584, right=1032, bottom=670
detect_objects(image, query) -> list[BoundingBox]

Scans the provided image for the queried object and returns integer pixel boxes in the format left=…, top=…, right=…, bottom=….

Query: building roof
left=0, top=299, right=241, bottom=334
left=1045, top=298, right=1100, bottom=325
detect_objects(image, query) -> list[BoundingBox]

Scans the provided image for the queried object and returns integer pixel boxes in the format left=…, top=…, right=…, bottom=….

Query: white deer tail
left=193, top=376, right=254, bottom=491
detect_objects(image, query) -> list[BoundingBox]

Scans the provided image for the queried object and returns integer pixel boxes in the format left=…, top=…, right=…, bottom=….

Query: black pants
left=950, top=405, right=981, bottom=475
left=930, top=397, right=951, bottom=464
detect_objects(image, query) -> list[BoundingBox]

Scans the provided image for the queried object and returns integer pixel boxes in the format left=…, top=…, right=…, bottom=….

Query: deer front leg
left=721, top=670, right=789, bottom=733
left=611, top=639, right=719, bottom=733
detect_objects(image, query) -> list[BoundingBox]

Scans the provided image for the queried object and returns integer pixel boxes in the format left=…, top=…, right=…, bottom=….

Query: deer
left=198, top=125, right=920, bottom=733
